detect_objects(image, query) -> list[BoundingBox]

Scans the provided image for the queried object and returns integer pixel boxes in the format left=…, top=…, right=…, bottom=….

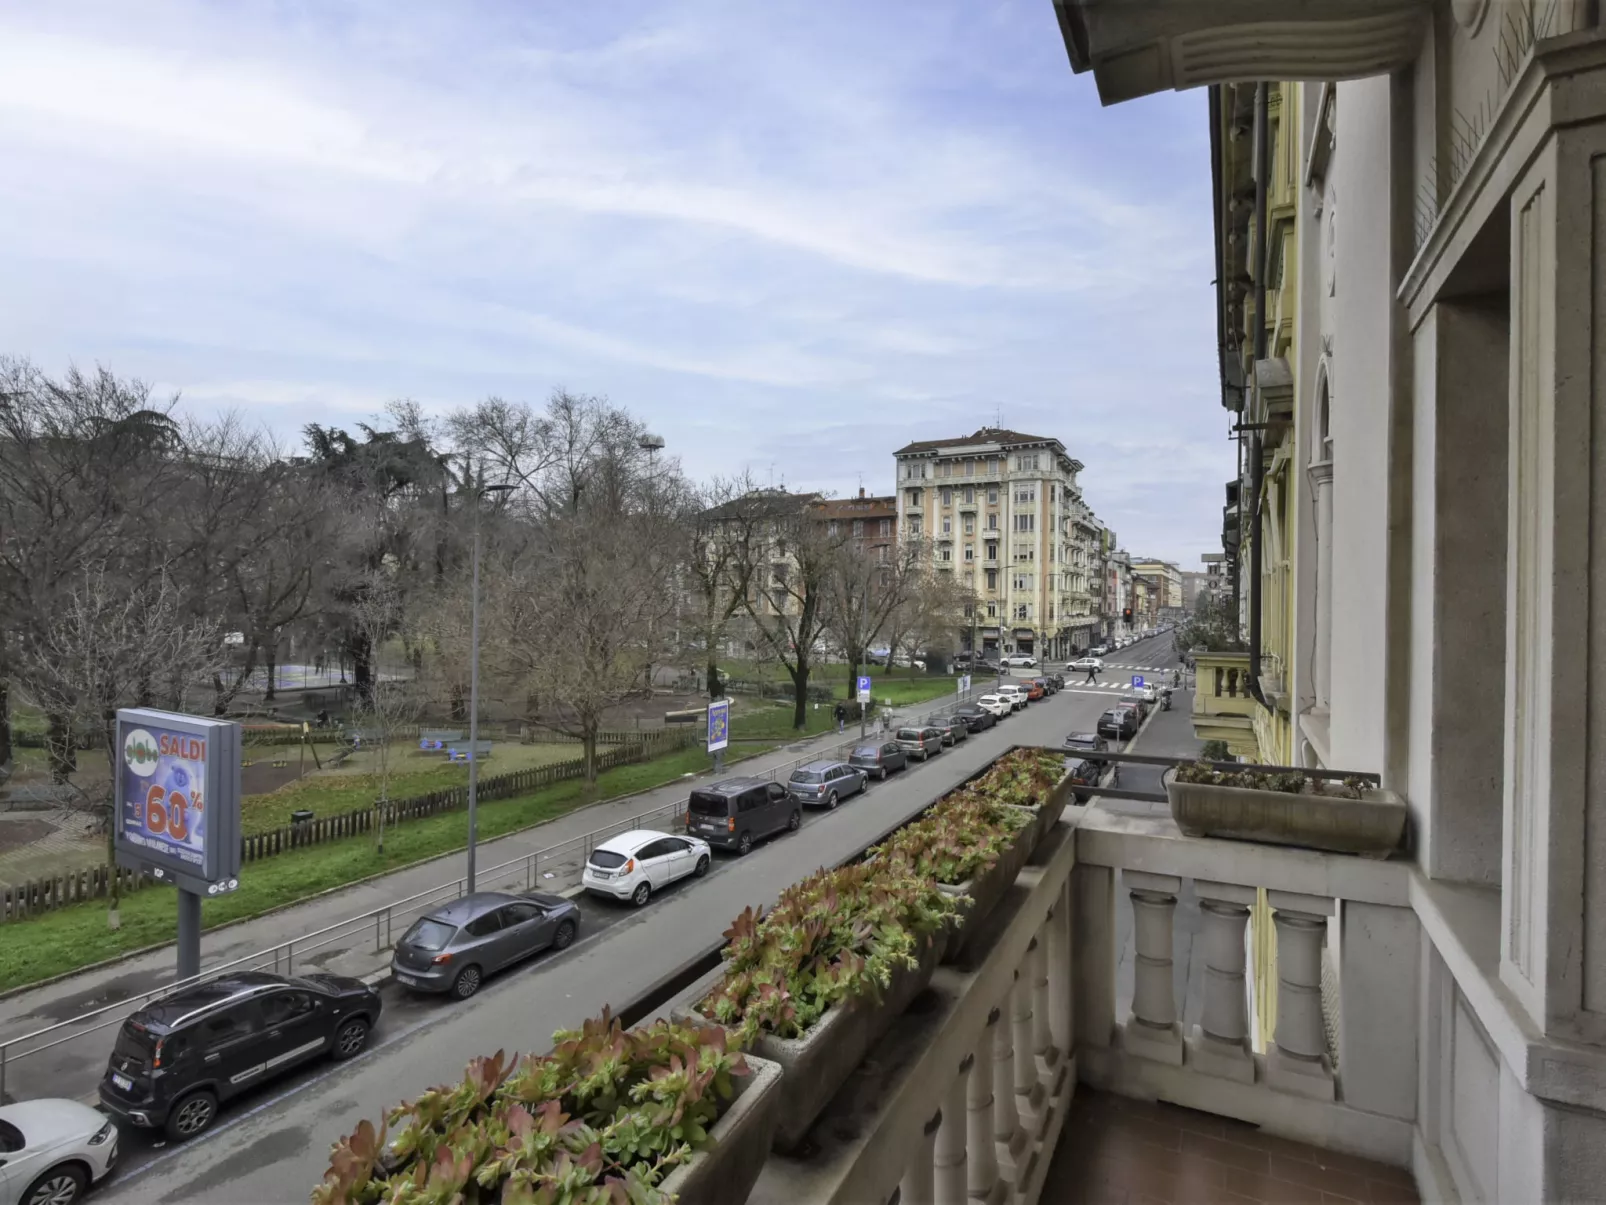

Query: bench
left=446, top=740, right=494, bottom=763
left=344, top=728, right=384, bottom=747
left=419, top=728, right=466, bottom=751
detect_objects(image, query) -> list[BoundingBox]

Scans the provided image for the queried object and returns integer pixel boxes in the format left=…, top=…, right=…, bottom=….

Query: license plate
left=111, top=1073, right=133, bottom=1091
left=396, top=973, right=421, bottom=987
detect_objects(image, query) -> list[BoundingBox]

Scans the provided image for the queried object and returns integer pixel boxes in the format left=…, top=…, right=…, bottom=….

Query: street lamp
left=467, top=480, right=516, bottom=893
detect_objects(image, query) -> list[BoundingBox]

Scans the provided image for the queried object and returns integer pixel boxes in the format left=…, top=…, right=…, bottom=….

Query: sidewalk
left=0, top=711, right=917, bottom=1099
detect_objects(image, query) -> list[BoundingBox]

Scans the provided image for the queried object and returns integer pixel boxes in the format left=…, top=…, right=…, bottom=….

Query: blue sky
left=0, top=0, right=1230, bottom=564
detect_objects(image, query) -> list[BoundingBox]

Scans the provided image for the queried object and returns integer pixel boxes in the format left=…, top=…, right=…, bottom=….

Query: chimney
left=859, top=487, right=866, bottom=499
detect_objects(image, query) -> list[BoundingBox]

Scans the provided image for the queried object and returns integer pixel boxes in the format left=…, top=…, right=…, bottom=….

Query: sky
left=0, top=0, right=1231, bottom=565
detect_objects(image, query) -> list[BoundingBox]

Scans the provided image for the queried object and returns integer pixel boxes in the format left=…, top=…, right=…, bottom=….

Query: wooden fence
left=2, top=727, right=701, bottom=922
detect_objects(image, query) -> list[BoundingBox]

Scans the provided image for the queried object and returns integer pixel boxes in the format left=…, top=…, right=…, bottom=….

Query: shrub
left=698, top=860, right=959, bottom=1047
left=1198, top=739, right=1233, bottom=762
left=1173, top=761, right=1365, bottom=800
left=312, top=1009, right=747, bottom=1205
left=966, top=748, right=1068, bottom=811
left=873, top=790, right=1034, bottom=885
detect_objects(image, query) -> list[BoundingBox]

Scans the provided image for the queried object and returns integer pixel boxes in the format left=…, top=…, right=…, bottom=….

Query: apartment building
left=893, top=427, right=1092, bottom=660
left=1130, top=557, right=1185, bottom=614
left=811, top=489, right=897, bottom=562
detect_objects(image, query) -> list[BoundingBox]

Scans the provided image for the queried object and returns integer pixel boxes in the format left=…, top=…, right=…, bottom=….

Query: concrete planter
left=956, top=745, right=1074, bottom=855
left=1163, top=770, right=1407, bottom=858
left=657, top=1053, right=783, bottom=1205
left=937, top=805, right=1038, bottom=964
left=682, top=932, right=942, bottom=1153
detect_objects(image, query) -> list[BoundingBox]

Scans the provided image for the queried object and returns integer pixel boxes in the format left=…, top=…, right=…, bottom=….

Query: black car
left=1048, top=672, right=1066, bottom=690
left=1067, top=758, right=1113, bottom=802
left=954, top=704, right=996, bottom=732
left=1097, top=707, right=1139, bottom=741
left=973, top=659, right=1002, bottom=675
left=99, top=971, right=381, bottom=1141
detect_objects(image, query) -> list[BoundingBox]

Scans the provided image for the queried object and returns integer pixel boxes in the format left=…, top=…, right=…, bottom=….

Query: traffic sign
left=1132, top=675, right=1145, bottom=690
left=957, top=674, right=972, bottom=695
left=856, top=675, right=872, bottom=703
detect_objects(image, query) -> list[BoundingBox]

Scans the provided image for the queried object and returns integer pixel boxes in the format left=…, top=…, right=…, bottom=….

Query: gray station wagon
left=787, top=760, right=868, bottom=808
left=895, top=726, right=944, bottom=760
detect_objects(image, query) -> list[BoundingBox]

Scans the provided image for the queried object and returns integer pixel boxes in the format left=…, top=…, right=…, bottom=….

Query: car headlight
left=90, top=1121, right=114, bottom=1145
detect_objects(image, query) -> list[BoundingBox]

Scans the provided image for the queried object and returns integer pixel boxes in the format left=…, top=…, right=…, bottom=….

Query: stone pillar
left=1187, top=880, right=1256, bottom=1083
left=1308, top=456, right=1334, bottom=711
left=1013, top=954, right=1045, bottom=1130
left=899, top=1109, right=942, bottom=1205
left=1031, top=922, right=1056, bottom=1081
left=1073, top=865, right=1116, bottom=1054
left=1046, top=886, right=1075, bottom=1085
left=1123, top=870, right=1184, bottom=1064
left=1266, top=891, right=1336, bottom=1100
left=933, top=1057, right=970, bottom=1205
left=967, top=1026, right=1000, bottom=1201
left=992, top=998, right=1027, bottom=1181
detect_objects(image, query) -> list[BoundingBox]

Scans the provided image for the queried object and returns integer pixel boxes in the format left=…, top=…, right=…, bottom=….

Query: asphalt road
left=96, top=635, right=1181, bottom=1205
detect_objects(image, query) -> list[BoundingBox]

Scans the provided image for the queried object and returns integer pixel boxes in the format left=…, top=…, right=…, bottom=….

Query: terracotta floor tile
left=1363, top=1178, right=1421, bottom=1205
left=1265, top=1153, right=1374, bottom=1201
left=1154, top=1101, right=1231, bottom=1140
left=1179, top=1129, right=1273, bottom=1174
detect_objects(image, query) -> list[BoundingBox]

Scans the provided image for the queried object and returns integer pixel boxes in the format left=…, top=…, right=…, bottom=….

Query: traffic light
left=1123, top=608, right=1133, bottom=623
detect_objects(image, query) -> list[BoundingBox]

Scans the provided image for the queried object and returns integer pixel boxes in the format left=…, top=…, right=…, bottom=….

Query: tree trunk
left=583, top=728, right=598, bottom=784
left=706, top=656, right=723, bottom=700
left=350, top=633, right=374, bottom=706
left=103, top=720, right=122, bottom=920
left=264, top=645, right=278, bottom=703
left=46, top=710, right=76, bottom=783
left=0, top=675, right=11, bottom=774
left=450, top=682, right=467, bottom=723
left=790, top=662, right=810, bottom=730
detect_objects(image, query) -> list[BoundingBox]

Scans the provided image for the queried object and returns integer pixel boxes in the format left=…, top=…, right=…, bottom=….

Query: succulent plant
left=872, top=790, right=1033, bottom=885
left=1173, top=761, right=1365, bottom=800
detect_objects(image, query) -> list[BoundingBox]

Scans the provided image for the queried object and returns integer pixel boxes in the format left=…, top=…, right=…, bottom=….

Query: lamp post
left=467, top=480, right=515, bottom=893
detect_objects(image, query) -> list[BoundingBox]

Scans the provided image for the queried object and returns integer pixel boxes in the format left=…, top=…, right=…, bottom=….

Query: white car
left=1069, top=657, right=1104, bottom=672
left=975, top=694, right=1011, bottom=718
left=0, top=1099, right=118, bottom=1205
left=995, top=684, right=1029, bottom=711
left=1134, top=684, right=1159, bottom=703
left=1089, top=645, right=1109, bottom=657
left=582, top=829, right=711, bottom=907
left=1003, top=654, right=1037, bottom=668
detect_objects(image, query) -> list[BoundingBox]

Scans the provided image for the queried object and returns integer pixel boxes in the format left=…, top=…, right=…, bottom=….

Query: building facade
left=1129, top=558, right=1185, bottom=614
left=893, top=427, right=1089, bottom=661
left=1062, top=2, right=1606, bottom=1198
left=812, top=489, right=898, bottom=561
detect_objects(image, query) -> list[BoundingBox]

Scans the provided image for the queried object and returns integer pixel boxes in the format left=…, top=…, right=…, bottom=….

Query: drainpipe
left=1247, top=82, right=1270, bottom=711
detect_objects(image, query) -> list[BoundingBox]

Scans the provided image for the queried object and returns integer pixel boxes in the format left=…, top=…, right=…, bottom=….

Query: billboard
left=706, top=699, right=730, bottom=753
left=115, top=708, right=242, bottom=895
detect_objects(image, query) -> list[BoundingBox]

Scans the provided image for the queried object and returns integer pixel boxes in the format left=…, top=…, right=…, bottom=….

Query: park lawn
left=730, top=702, right=838, bottom=741
left=240, top=742, right=585, bottom=834
left=0, top=740, right=786, bottom=993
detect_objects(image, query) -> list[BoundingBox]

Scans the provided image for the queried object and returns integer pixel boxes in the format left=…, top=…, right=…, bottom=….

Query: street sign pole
left=856, top=674, right=872, bottom=737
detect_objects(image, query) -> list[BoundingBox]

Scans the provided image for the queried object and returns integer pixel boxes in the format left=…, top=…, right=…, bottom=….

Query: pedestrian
left=1084, top=662, right=1100, bottom=685
left=834, top=702, right=847, bottom=733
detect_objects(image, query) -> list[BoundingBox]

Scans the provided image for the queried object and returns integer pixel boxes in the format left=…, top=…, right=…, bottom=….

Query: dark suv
left=99, top=971, right=381, bottom=1141
left=686, top=776, right=800, bottom=855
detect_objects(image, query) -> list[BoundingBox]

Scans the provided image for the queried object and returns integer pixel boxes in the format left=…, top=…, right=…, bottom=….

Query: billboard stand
left=707, top=698, right=730, bottom=776
left=115, top=709, right=243, bottom=984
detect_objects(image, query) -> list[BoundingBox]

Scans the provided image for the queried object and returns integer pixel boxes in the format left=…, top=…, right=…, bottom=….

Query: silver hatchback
left=391, top=890, right=581, bottom=1000
left=895, top=726, right=944, bottom=760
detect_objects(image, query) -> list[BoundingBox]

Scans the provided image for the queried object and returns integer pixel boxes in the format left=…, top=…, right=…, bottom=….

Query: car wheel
left=22, top=1164, right=87, bottom=1205
left=631, top=881, right=651, bottom=907
left=693, top=855, right=710, bottom=878
left=166, top=1089, right=218, bottom=1141
left=553, top=919, right=578, bottom=949
left=452, top=964, right=483, bottom=999
left=737, top=831, right=753, bottom=855
left=333, top=1016, right=370, bottom=1060
left=878, top=767, right=888, bottom=781
left=825, top=790, right=838, bottom=809
left=788, top=810, right=802, bottom=832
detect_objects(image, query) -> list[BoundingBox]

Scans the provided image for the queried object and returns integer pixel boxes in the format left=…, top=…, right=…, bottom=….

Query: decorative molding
left=1452, top=0, right=1491, bottom=36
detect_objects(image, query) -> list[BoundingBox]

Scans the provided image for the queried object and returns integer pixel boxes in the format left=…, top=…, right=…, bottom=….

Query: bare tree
left=731, top=493, right=845, bottom=730
left=883, top=561, right=971, bottom=675
left=685, top=474, right=766, bottom=699
left=822, top=533, right=923, bottom=705
left=348, top=572, right=422, bottom=853
left=16, top=566, right=225, bottom=925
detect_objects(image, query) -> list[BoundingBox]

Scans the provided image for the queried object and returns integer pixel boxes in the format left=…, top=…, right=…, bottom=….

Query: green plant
left=312, top=1010, right=748, bottom=1205
left=1172, top=761, right=1364, bottom=800
left=699, top=860, right=959, bottom=1047
left=872, top=791, right=1033, bottom=885
left=1198, top=739, right=1233, bottom=762
left=966, top=748, right=1067, bottom=811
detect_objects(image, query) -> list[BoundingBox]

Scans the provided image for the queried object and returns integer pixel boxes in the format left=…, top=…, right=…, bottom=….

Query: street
left=93, top=638, right=1180, bottom=1204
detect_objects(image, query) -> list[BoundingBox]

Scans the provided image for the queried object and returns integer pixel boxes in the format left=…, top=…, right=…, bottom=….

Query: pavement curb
left=0, top=726, right=854, bottom=1003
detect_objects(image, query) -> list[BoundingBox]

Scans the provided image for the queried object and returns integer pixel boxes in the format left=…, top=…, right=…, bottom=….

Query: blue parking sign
left=856, top=675, right=872, bottom=703
left=1132, top=675, right=1144, bottom=690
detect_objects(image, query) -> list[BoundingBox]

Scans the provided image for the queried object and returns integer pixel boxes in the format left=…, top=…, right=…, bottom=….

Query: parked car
left=394, top=890, right=582, bottom=996
left=954, top=704, right=996, bottom=732
left=1064, top=731, right=1111, bottom=758
left=1089, top=644, right=1110, bottom=657
left=895, top=725, right=943, bottom=761
left=1133, top=683, right=1159, bottom=704
left=975, top=694, right=1011, bottom=718
left=787, top=760, right=868, bottom=808
left=1030, top=676, right=1056, bottom=696
left=1022, top=681, right=1045, bottom=702
left=1066, top=758, right=1112, bottom=803
left=582, top=831, right=711, bottom=907
left=973, top=659, right=1002, bottom=674
left=685, top=777, right=801, bottom=855
left=928, top=716, right=968, bottom=746
left=1097, top=707, right=1140, bottom=741
left=0, top=1099, right=118, bottom=1205
left=1003, top=653, right=1037, bottom=668
left=1048, top=672, right=1066, bottom=690
left=99, top=971, right=381, bottom=1141
left=995, top=684, right=1029, bottom=711
left=1068, top=657, right=1104, bottom=673
left=849, top=740, right=908, bottom=780
left=1118, top=693, right=1150, bottom=721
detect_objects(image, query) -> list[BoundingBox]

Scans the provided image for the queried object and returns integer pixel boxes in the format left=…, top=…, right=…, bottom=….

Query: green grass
left=0, top=740, right=786, bottom=993
left=730, top=702, right=839, bottom=740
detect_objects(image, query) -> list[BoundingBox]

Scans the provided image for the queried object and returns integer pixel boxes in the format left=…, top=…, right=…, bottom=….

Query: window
left=963, top=486, right=975, bottom=504
left=196, top=1006, right=259, bottom=1049
left=964, top=545, right=974, bottom=562
left=1049, top=484, right=1056, bottom=502
left=1015, top=603, right=1031, bottom=619
left=907, top=488, right=923, bottom=507
left=1014, top=573, right=1031, bottom=591
left=1048, top=545, right=1056, bottom=562
left=988, top=488, right=999, bottom=505
left=767, top=783, right=788, bottom=802
left=1048, top=603, right=1055, bottom=619
left=878, top=518, right=891, bottom=536
left=985, top=569, right=998, bottom=590
left=986, top=602, right=997, bottom=618
left=987, top=513, right=998, bottom=531
left=985, top=540, right=998, bottom=561
left=260, top=991, right=317, bottom=1027
left=1014, top=513, right=1036, bottom=532
left=1015, top=485, right=1036, bottom=503
left=940, top=487, right=953, bottom=506
left=499, top=901, right=544, bottom=925
left=965, top=460, right=975, bottom=477
left=877, top=544, right=889, bottom=564
left=465, top=910, right=504, bottom=938
left=940, top=547, right=952, bottom=562
left=828, top=521, right=839, bottom=536
left=853, top=519, right=864, bottom=537
left=942, top=516, right=952, bottom=534
left=1015, top=545, right=1035, bottom=561
left=909, top=517, right=922, bottom=536
left=1015, top=453, right=1041, bottom=471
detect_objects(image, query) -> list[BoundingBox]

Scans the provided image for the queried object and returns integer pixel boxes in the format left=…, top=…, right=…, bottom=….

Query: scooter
left=1160, top=687, right=1174, bottom=712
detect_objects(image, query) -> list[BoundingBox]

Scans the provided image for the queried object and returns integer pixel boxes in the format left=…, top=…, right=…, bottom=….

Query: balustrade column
left=1123, top=870, right=1184, bottom=1064
left=1013, top=947, right=1046, bottom=1135
left=1187, top=880, right=1256, bottom=1083
left=968, top=1022, right=1002, bottom=1202
left=933, top=1056, right=972, bottom=1205
left=1266, top=891, right=1336, bottom=1100
left=1045, top=886, right=1075, bottom=1081
left=993, top=995, right=1028, bottom=1183
left=1031, top=917, right=1056, bottom=1082
left=899, top=1109, right=942, bottom=1205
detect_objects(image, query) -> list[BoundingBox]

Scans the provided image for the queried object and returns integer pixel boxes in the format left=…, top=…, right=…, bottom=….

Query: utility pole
left=466, top=479, right=514, bottom=893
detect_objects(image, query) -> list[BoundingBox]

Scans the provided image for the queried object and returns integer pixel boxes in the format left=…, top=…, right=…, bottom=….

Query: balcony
left=1052, top=0, right=1430, bottom=106
left=1191, top=649, right=1256, bottom=758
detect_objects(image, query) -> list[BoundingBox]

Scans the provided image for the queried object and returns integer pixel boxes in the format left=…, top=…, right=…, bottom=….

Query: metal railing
left=0, top=714, right=970, bottom=1102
